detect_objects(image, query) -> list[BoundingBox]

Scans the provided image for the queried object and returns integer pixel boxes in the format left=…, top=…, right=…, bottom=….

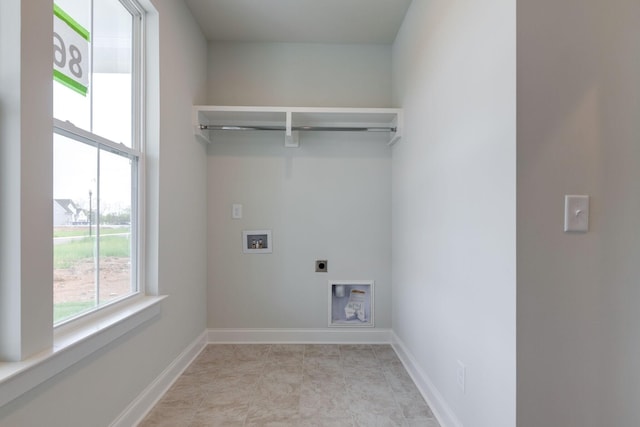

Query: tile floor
left=139, top=344, right=440, bottom=427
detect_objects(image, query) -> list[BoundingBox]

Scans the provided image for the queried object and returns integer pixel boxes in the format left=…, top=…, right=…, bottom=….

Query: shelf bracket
left=388, top=112, right=403, bottom=146
left=284, top=111, right=299, bottom=148
left=194, top=109, right=212, bottom=144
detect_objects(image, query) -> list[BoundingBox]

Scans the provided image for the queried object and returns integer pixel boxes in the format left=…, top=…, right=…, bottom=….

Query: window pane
left=98, top=149, right=136, bottom=304
left=53, top=0, right=91, bottom=128
left=93, top=0, right=133, bottom=146
left=53, top=0, right=141, bottom=325
left=53, top=134, right=97, bottom=323
left=53, top=0, right=134, bottom=147
left=53, top=134, right=137, bottom=323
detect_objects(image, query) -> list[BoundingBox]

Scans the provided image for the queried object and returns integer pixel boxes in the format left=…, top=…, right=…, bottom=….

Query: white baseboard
left=207, top=328, right=392, bottom=344
left=391, top=331, right=462, bottom=427
left=109, top=331, right=207, bottom=427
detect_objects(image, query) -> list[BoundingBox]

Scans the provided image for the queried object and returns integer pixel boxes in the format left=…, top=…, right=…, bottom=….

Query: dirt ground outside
left=53, top=257, right=132, bottom=304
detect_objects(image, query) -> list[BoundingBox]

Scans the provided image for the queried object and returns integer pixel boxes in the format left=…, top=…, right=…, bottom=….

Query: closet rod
left=199, top=124, right=397, bottom=132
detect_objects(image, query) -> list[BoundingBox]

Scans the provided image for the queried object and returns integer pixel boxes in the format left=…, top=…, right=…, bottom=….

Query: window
left=53, top=0, right=144, bottom=324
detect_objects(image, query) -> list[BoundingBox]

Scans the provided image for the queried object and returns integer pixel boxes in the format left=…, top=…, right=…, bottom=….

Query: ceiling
left=184, top=0, right=413, bottom=44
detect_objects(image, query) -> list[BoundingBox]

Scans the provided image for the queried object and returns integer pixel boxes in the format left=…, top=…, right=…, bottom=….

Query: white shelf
left=193, top=105, right=403, bottom=147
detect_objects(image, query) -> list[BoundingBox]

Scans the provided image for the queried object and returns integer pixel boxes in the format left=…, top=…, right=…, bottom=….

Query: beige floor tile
left=194, top=400, right=249, bottom=420
left=219, top=359, right=265, bottom=376
left=261, top=367, right=304, bottom=385
left=373, top=345, right=402, bottom=364
left=351, top=407, right=407, bottom=427
left=246, top=395, right=300, bottom=422
left=346, top=390, right=399, bottom=414
left=405, top=419, right=441, bottom=427
left=264, top=356, right=304, bottom=371
left=138, top=405, right=195, bottom=427
left=302, top=375, right=346, bottom=393
left=202, top=386, right=253, bottom=406
left=299, top=417, right=354, bottom=427
left=303, top=372, right=345, bottom=388
left=202, top=372, right=262, bottom=393
left=299, top=404, right=351, bottom=420
left=394, top=391, right=434, bottom=419
left=304, top=354, right=341, bottom=366
left=384, top=365, right=421, bottom=395
left=256, top=378, right=302, bottom=397
left=252, top=383, right=301, bottom=403
left=339, top=344, right=374, bottom=352
left=197, top=345, right=236, bottom=362
left=304, top=344, right=341, bottom=357
left=232, top=344, right=272, bottom=360
left=244, top=416, right=302, bottom=427
left=189, top=417, right=245, bottom=427
left=140, top=344, right=440, bottom=427
left=342, top=355, right=381, bottom=370
left=270, top=344, right=305, bottom=355
left=304, top=359, right=343, bottom=379
left=309, top=363, right=346, bottom=381
left=300, top=382, right=351, bottom=418
left=344, top=369, right=388, bottom=388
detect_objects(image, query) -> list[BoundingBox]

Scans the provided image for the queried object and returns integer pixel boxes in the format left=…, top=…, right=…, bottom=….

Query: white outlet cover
left=564, top=195, right=589, bottom=232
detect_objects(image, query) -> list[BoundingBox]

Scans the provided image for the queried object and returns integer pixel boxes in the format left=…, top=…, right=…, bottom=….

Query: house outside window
left=53, top=0, right=144, bottom=324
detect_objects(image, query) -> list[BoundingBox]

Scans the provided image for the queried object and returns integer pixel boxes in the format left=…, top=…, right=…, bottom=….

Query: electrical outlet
left=315, top=260, right=328, bottom=272
left=456, top=360, right=466, bottom=393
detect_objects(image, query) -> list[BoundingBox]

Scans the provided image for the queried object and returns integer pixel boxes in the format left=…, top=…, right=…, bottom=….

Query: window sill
left=0, top=295, right=166, bottom=408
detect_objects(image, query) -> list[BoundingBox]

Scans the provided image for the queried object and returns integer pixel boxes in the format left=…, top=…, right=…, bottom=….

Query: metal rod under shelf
left=199, top=124, right=397, bottom=132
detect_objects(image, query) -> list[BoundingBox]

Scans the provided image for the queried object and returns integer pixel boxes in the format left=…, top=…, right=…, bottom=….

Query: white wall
left=0, top=0, right=208, bottom=425
left=207, top=42, right=391, bottom=107
left=599, top=3, right=640, bottom=424
left=207, top=132, right=392, bottom=329
left=517, top=0, right=640, bottom=426
left=391, top=1, right=516, bottom=426
left=206, top=43, right=393, bottom=329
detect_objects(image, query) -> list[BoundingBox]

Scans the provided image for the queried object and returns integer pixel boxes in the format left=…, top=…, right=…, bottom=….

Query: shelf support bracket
left=284, top=111, right=299, bottom=148
left=194, top=109, right=212, bottom=144
left=388, top=112, right=403, bottom=146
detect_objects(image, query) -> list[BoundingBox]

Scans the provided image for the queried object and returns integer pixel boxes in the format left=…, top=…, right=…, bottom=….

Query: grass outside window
left=54, top=230, right=132, bottom=323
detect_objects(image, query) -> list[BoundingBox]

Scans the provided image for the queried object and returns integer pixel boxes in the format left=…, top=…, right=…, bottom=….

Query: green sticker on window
left=53, top=4, right=90, bottom=96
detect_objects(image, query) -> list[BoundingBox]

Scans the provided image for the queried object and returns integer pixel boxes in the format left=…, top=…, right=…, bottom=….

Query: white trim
left=0, top=296, right=166, bottom=408
left=391, top=331, right=462, bottom=427
left=207, top=328, right=392, bottom=344
left=110, top=331, right=207, bottom=427
left=53, top=119, right=141, bottom=158
left=193, top=105, right=403, bottom=115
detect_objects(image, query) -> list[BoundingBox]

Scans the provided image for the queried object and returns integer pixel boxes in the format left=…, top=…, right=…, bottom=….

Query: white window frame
left=0, top=0, right=163, bottom=407
left=52, top=0, right=146, bottom=326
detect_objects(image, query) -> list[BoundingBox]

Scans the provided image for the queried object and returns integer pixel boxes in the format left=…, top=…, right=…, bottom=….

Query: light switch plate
left=564, top=195, right=589, bottom=232
left=232, top=204, right=242, bottom=219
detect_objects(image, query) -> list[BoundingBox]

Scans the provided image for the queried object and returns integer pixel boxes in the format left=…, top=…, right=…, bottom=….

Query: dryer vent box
left=315, top=260, right=328, bottom=273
